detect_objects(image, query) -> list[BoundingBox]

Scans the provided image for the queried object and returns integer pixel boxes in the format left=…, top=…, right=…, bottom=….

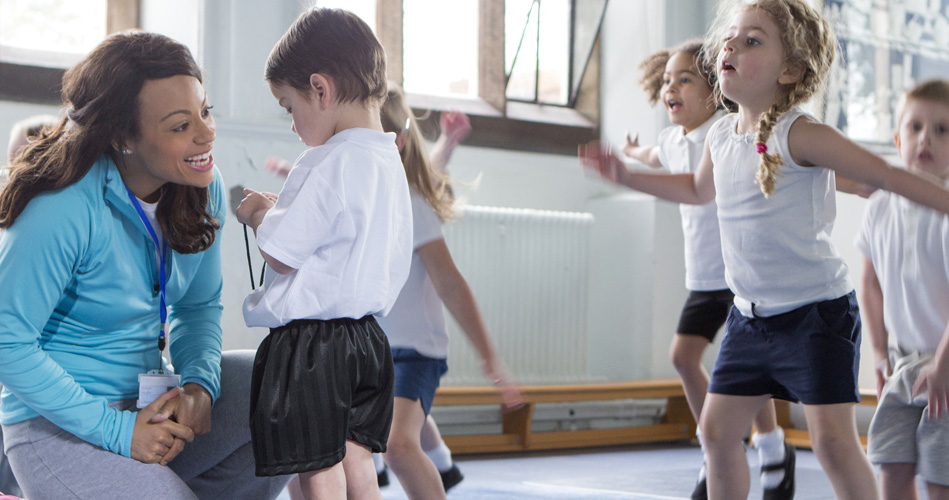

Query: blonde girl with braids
left=582, top=0, right=949, bottom=498
left=623, top=39, right=793, bottom=500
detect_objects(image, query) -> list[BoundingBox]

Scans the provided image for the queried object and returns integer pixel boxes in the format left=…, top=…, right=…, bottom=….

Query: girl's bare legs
left=669, top=334, right=713, bottom=423
left=386, top=397, right=447, bottom=500
left=700, top=393, right=771, bottom=500
left=342, top=441, right=384, bottom=500
left=879, top=463, right=917, bottom=500
left=803, top=404, right=880, bottom=500
left=419, top=415, right=443, bottom=453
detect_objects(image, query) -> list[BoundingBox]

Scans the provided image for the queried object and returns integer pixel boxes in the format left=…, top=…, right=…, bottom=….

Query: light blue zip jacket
left=0, top=155, right=225, bottom=458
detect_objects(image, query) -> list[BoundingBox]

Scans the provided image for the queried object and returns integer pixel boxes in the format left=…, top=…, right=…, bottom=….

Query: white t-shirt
left=242, top=128, right=413, bottom=328
left=375, top=190, right=450, bottom=358
left=656, top=110, right=728, bottom=291
left=709, top=109, right=851, bottom=317
left=856, top=188, right=949, bottom=353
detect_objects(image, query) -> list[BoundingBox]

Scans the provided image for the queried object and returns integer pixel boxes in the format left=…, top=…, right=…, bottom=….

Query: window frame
left=0, top=0, right=138, bottom=105
left=376, top=0, right=600, bottom=155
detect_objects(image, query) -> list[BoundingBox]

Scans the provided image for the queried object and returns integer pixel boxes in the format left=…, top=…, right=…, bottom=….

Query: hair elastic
left=756, top=143, right=768, bottom=154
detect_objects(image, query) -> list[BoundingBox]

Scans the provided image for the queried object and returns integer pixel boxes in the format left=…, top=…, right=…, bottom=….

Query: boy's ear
left=778, top=62, right=805, bottom=85
left=308, top=73, right=335, bottom=108
left=395, top=131, right=407, bottom=152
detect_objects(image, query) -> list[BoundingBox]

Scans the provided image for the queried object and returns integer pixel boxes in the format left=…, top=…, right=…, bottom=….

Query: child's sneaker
left=690, top=463, right=707, bottom=500
left=761, top=443, right=795, bottom=500
left=440, top=464, right=464, bottom=492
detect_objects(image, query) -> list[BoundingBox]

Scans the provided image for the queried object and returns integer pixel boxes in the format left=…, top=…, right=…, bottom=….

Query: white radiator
left=440, top=205, right=595, bottom=386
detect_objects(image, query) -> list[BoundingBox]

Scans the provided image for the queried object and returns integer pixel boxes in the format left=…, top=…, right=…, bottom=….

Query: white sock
left=752, top=428, right=786, bottom=489
left=425, top=441, right=454, bottom=473
left=696, top=429, right=707, bottom=481
left=372, top=453, right=386, bottom=473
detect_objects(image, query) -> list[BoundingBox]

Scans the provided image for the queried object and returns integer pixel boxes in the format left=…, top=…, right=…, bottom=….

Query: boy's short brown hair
left=265, top=8, right=387, bottom=104
left=896, top=79, right=949, bottom=126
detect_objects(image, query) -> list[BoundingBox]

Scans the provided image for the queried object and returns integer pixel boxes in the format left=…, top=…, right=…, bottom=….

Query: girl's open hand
left=622, top=131, right=640, bottom=158
left=579, top=141, right=626, bottom=185
left=264, top=156, right=292, bottom=178
left=440, top=111, right=472, bottom=144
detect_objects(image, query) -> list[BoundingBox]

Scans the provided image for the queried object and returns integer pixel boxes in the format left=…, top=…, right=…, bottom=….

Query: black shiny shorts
left=250, top=316, right=394, bottom=476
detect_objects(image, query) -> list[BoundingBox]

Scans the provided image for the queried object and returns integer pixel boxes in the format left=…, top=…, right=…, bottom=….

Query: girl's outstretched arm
left=789, top=117, right=949, bottom=214
left=579, top=139, right=715, bottom=205
left=859, top=256, right=890, bottom=399
left=622, top=132, right=663, bottom=168
left=418, top=238, right=523, bottom=409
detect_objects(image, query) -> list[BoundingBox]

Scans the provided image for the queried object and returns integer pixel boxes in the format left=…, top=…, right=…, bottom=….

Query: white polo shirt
left=242, top=128, right=413, bottom=328
left=375, top=190, right=450, bottom=358
left=709, top=109, right=851, bottom=317
left=656, top=110, right=728, bottom=291
left=856, top=188, right=949, bottom=353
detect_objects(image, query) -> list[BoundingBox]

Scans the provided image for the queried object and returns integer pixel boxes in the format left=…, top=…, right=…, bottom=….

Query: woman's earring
left=122, top=148, right=132, bottom=155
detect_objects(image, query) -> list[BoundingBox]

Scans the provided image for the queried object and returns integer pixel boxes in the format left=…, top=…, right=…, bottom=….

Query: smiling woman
left=0, top=31, right=290, bottom=499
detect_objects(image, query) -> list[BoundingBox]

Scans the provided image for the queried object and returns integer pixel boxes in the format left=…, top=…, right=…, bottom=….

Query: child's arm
left=418, top=238, right=523, bottom=409
left=235, top=188, right=295, bottom=275
left=789, top=118, right=949, bottom=213
left=579, top=138, right=716, bottom=205
left=860, top=255, right=890, bottom=399
left=430, top=111, right=471, bottom=173
left=622, top=132, right=663, bottom=168
left=835, top=173, right=876, bottom=198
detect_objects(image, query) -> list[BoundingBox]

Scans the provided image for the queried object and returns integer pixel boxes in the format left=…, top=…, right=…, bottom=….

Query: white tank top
left=708, top=108, right=851, bottom=317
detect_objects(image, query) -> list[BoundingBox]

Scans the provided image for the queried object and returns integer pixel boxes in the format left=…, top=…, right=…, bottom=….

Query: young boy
left=236, top=8, right=412, bottom=500
left=856, top=79, right=949, bottom=500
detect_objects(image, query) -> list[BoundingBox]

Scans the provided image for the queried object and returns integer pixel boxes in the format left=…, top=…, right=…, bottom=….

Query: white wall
left=0, top=0, right=880, bottom=389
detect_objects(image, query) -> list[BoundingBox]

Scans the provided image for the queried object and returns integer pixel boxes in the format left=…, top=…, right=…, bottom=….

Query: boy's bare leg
left=342, top=440, right=383, bottom=500
left=879, top=463, right=917, bottom=500
left=803, top=404, right=881, bottom=500
left=298, top=463, right=346, bottom=500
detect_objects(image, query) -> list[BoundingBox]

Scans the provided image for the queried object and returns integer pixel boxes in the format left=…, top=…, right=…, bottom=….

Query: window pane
left=505, top=0, right=538, bottom=101
left=403, top=0, right=478, bottom=98
left=538, top=0, right=569, bottom=105
left=0, top=0, right=107, bottom=67
left=315, top=0, right=376, bottom=33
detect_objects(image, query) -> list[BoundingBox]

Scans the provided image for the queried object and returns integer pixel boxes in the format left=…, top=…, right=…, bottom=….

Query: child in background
left=375, top=84, right=522, bottom=500
left=621, top=39, right=791, bottom=500
left=236, top=8, right=412, bottom=500
left=581, top=0, right=949, bottom=497
left=276, top=108, right=481, bottom=498
left=857, top=79, right=949, bottom=500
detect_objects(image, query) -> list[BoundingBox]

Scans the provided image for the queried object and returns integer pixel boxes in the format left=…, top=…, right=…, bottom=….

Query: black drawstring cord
left=243, top=224, right=266, bottom=289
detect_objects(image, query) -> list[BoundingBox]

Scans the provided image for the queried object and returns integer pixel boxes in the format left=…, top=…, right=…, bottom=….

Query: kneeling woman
left=0, top=32, right=288, bottom=500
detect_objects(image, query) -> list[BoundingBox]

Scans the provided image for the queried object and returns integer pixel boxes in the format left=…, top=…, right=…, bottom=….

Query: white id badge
left=137, top=370, right=182, bottom=408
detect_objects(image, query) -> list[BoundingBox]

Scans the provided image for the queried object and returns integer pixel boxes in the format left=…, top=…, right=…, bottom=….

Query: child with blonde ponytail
left=581, top=1, right=949, bottom=498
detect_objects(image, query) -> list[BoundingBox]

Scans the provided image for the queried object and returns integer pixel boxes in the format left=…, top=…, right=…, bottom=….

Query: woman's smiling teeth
left=184, top=151, right=213, bottom=168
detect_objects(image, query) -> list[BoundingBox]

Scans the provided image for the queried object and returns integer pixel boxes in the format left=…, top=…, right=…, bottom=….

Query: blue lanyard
left=125, top=185, right=168, bottom=359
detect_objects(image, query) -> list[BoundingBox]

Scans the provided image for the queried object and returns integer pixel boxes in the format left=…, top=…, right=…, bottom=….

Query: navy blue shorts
left=392, top=348, right=448, bottom=416
left=676, top=289, right=734, bottom=341
left=708, top=291, right=861, bottom=405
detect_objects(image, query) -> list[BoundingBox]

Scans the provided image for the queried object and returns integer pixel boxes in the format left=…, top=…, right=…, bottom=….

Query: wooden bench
left=774, top=388, right=878, bottom=450
left=432, top=379, right=696, bottom=455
